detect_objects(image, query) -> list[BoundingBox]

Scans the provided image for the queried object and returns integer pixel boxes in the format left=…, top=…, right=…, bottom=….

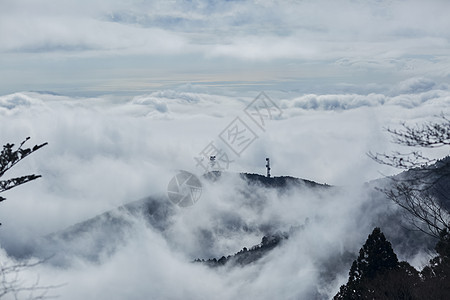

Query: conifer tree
left=334, top=228, right=399, bottom=299
left=419, top=230, right=450, bottom=298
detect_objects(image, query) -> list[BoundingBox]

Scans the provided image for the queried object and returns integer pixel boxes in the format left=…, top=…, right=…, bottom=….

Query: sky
left=1, top=0, right=450, bottom=96
left=1, top=0, right=450, bottom=299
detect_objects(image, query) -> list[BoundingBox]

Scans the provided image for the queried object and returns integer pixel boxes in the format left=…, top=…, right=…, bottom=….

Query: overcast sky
left=1, top=0, right=450, bottom=96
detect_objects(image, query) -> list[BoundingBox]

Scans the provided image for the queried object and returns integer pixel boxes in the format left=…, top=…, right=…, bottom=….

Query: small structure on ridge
left=266, top=158, right=271, bottom=178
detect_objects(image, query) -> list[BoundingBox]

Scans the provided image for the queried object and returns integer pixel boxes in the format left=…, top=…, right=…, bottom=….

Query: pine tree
left=334, top=227, right=400, bottom=299
left=419, top=230, right=450, bottom=298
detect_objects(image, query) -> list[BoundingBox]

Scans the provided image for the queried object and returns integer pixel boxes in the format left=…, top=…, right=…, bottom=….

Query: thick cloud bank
left=1, top=0, right=450, bottom=96
left=0, top=87, right=449, bottom=299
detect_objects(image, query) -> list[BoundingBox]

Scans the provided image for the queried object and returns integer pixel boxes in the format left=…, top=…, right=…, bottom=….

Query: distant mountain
left=240, top=173, right=331, bottom=189
left=30, top=172, right=327, bottom=265
left=28, top=158, right=449, bottom=269
left=364, top=155, right=450, bottom=255
left=225, top=157, right=449, bottom=269
left=392, top=155, right=450, bottom=209
left=204, top=171, right=330, bottom=189
left=372, top=155, right=450, bottom=201
left=29, top=90, right=62, bottom=96
left=195, top=232, right=288, bottom=267
left=35, top=195, right=174, bottom=265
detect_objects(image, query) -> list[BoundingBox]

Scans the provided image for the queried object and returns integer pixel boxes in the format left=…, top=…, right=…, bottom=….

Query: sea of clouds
left=1, top=0, right=450, bottom=298
left=0, top=79, right=449, bottom=299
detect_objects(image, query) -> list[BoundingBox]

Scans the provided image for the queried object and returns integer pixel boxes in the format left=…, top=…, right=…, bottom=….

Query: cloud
left=393, top=77, right=436, bottom=95
left=0, top=93, right=45, bottom=111
left=1, top=1, right=450, bottom=96
left=0, top=15, right=188, bottom=55
left=2, top=0, right=450, bottom=62
left=1, top=87, right=448, bottom=298
left=277, top=82, right=450, bottom=112
left=131, top=95, right=169, bottom=114
left=2, top=0, right=450, bottom=296
left=0, top=176, right=389, bottom=299
left=281, top=93, right=386, bottom=111
left=0, top=172, right=428, bottom=299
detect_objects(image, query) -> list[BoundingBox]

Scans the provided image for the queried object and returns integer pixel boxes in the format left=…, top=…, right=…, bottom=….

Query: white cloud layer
left=2, top=0, right=450, bottom=59
left=1, top=0, right=450, bottom=298
left=0, top=87, right=448, bottom=298
left=1, top=0, right=450, bottom=95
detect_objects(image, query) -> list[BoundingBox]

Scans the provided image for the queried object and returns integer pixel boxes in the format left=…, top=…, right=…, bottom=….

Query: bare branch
left=0, top=258, right=63, bottom=299
left=388, top=114, right=450, bottom=148
left=368, top=151, right=435, bottom=170
left=370, top=114, right=450, bottom=239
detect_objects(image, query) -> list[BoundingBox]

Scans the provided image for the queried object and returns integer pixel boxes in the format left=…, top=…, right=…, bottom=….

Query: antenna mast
left=209, top=156, right=216, bottom=170
left=265, top=158, right=271, bottom=178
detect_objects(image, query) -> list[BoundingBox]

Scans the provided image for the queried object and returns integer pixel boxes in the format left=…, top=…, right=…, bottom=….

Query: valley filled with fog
left=2, top=0, right=450, bottom=298
left=1, top=86, right=449, bottom=299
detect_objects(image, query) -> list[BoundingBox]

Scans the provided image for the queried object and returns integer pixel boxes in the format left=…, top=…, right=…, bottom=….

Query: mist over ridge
left=2, top=0, right=450, bottom=298
left=1, top=86, right=449, bottom=298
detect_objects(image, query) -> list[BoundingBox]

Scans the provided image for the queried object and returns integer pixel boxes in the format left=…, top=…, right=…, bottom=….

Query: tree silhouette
left=350, top=227, right=398, bottom=281
left=0, top=137, right=47, bottom=205
left=369, top=114, right=450, bottom=239
left=334, top=228, right=402, bottom=299
left=419, top=230, right=450, bottom=299
left=369, top=113, right=450, bottom=169
left=0, top=138, right=59, bottom=299
left=0, top=257, right=62, bottom=300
